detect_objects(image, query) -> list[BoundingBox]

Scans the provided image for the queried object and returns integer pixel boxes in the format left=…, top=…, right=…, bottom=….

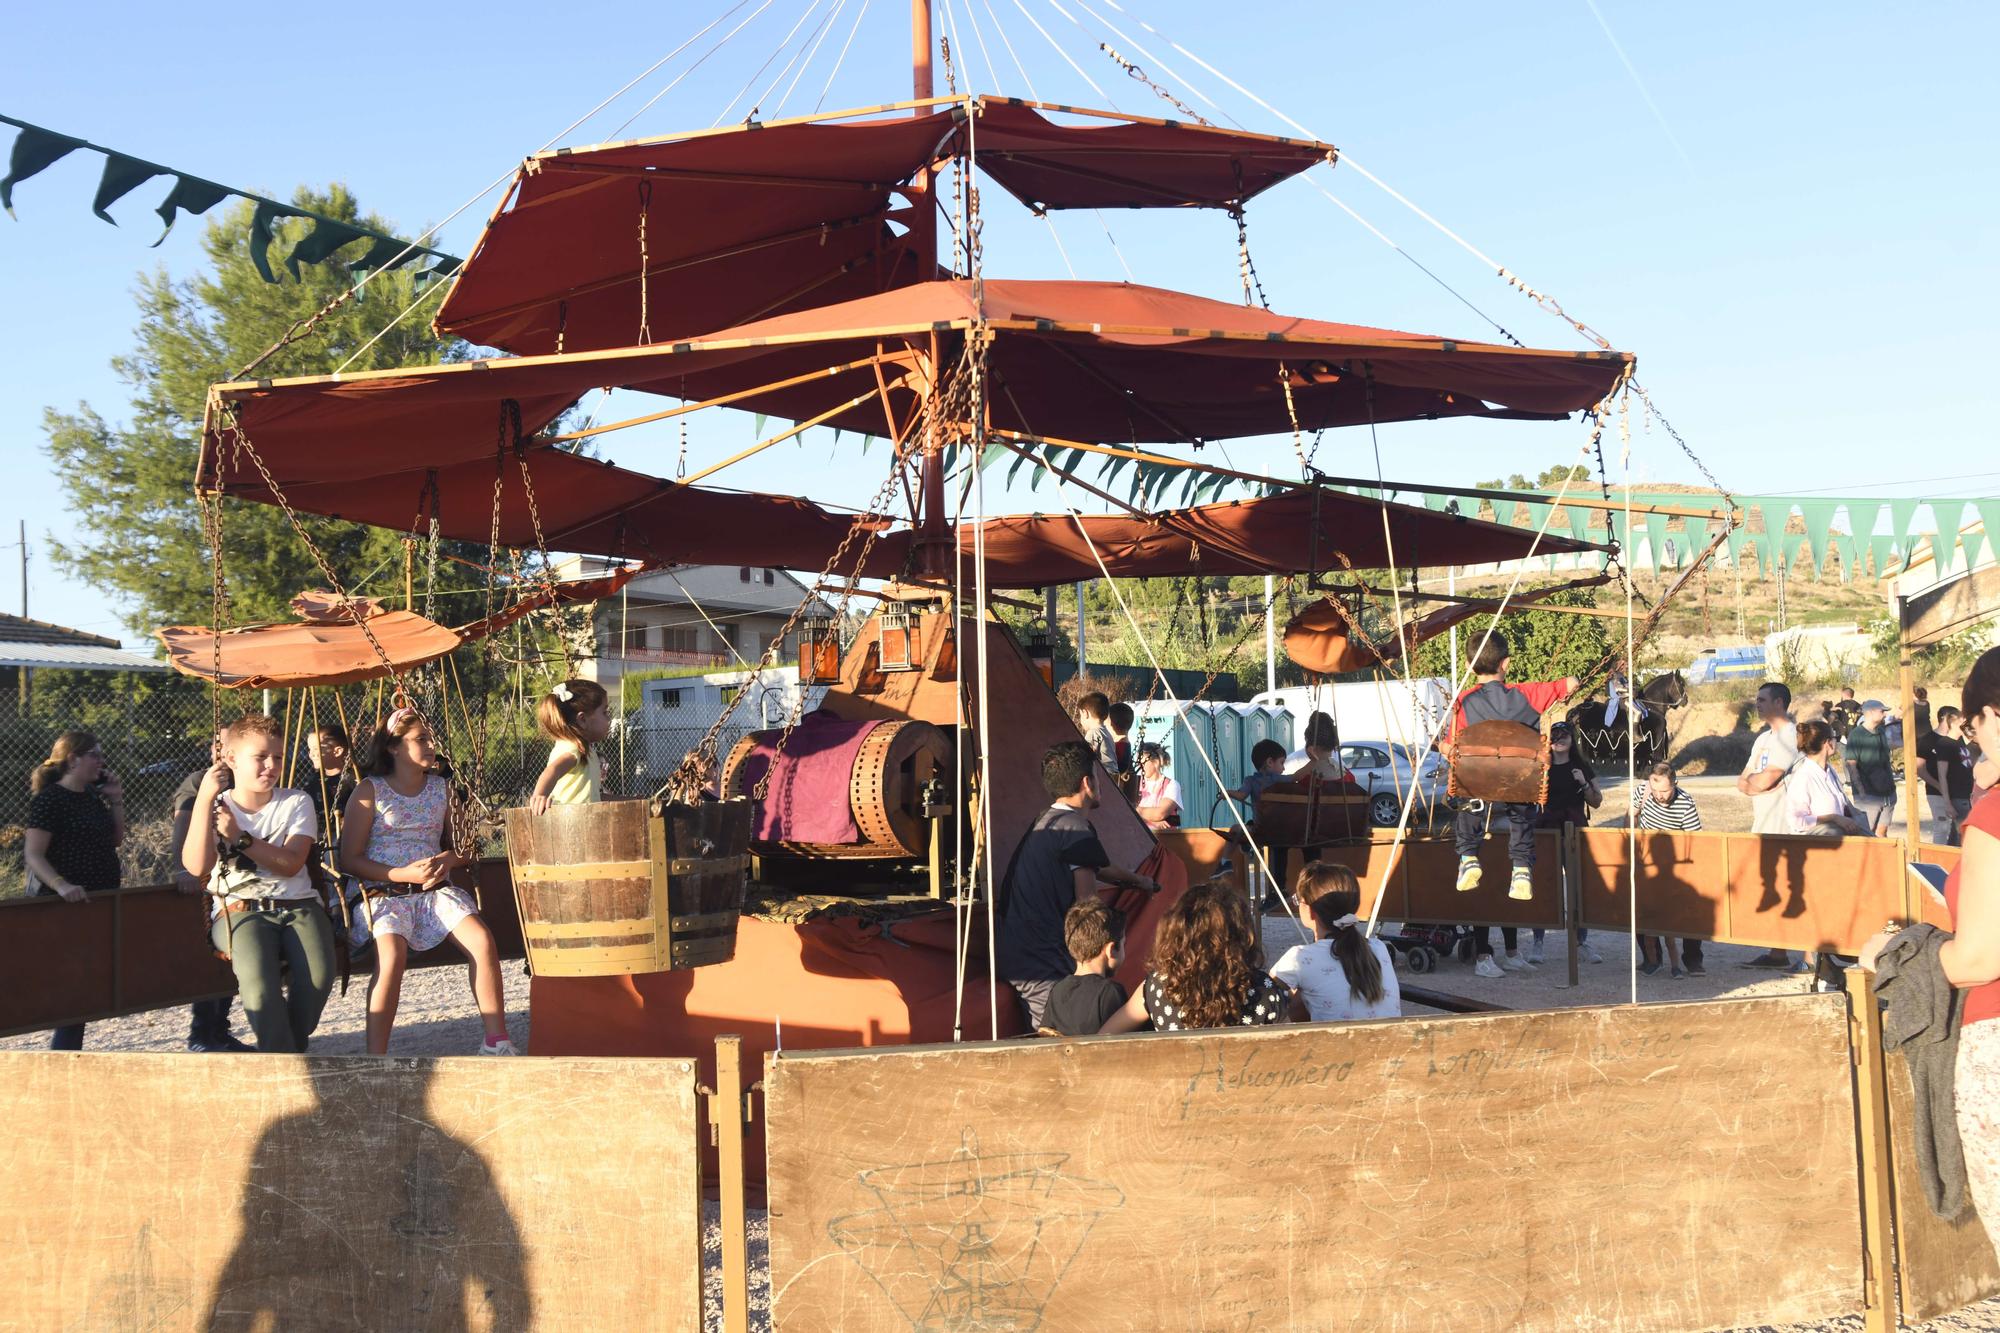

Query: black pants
left=190, top=995, right=233, bottom=1039
left=1454, top=802, right=1537, bottom=867
left=1641, top=938, right=1706, bottom=968
left=1473, top=927, right=1519, bottom=958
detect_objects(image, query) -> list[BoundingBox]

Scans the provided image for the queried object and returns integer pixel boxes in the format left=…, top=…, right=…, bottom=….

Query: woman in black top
left=23, top=730, right=126, bottom=1051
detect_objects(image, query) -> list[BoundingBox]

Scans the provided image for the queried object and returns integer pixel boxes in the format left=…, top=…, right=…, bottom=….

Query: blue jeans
left=1454, top=801, right=1537, bottom=867
left=48, top=1024, right=84, bottom=1051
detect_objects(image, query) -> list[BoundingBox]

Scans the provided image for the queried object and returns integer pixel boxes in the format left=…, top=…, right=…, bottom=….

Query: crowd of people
left=24, top=677, right=616, bottom=1055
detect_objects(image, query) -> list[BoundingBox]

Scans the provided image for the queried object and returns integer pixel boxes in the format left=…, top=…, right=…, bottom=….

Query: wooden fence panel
left=0, top=1052, right=703, bottom=1331
left=1310, top=829, right=1565, bottom=930
left=1577, top=829, right=1939, bottom=953
left=766, top=995, right=1862, bottom=1332
left=0, top=859, right=524, bottom=1038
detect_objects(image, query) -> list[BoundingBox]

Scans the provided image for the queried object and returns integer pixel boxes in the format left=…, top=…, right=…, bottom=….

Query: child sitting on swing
left=1449, top=634, right=1579, bottom=901
left=339, top=706, right=515, bottom=1055
left=528, top=678, right=612, bottom=814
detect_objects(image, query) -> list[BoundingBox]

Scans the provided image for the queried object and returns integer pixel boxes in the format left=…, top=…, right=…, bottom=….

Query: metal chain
left=941, top=35, right=957, bottom=95
left=636, top=180, right=653, bottom=346
left=1634, top=386, right=1738, bottom=515
left=1098, top=43, right=1210, bottom=125
left=213, top=406, right=478, bottom=847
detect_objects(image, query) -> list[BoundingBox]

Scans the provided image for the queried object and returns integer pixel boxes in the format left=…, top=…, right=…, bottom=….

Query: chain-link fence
left=0, top=665, right=765, bottom=899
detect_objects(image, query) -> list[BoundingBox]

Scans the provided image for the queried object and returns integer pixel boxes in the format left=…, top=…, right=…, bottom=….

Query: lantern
left=799, top=612, right=840, bottom=685
left=878, top=602, right=918, bottom=673
left=1026, top=620, right=1055, bottom=687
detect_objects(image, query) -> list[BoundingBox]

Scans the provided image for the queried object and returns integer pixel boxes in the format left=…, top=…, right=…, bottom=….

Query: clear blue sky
left=3, top=1, right=1995, bottom=641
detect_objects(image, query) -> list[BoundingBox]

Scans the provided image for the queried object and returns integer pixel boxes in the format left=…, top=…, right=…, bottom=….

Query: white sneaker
left=1500, top=951, right=1531, bottom=972
left=1525, top=941, right=1545, bottom=964
left=1508, top=867, right=1534, bottom=901
left=1580, top=944, right=1604, bottom=964
left=1455, top=856, right=1482, bottom=892
left=480, top=1037, right=519, bottom=1056
left=1474, top=956, right=1506, bottom=979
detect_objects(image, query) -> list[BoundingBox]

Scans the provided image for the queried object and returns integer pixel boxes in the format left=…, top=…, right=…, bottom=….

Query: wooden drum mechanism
left=720, top=719, right=955, bottom=860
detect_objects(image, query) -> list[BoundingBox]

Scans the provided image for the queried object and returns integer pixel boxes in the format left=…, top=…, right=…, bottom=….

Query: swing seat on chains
left=1446, top=721, right=1550, bottom=805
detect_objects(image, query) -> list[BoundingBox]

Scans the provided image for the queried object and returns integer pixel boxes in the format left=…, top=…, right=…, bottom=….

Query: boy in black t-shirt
left=1043, top=900, right=1128, bottom=1036
left=996, top=740, right=1159, bottom=1028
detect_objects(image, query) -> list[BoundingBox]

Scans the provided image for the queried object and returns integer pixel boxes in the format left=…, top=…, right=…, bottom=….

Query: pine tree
left=43, top=186, right=457, bottom=635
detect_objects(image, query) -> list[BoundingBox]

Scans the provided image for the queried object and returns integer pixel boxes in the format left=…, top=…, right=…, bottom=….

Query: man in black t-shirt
left=171, top=740, right=252, bottom=1053
left=995, top=741, right=1159, bottom=1029
left=1919, top=706, right=1977, bottom=844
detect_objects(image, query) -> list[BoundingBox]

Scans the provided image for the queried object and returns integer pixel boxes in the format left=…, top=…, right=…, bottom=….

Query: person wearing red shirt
left=1448, top=634, right=1578, bottom=915
left=1864, top=647, right=2000, bottom=1256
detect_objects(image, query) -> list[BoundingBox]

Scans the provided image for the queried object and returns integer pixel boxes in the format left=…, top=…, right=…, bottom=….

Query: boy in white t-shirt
left=1736, top=681, right=1803, bottom=970
left=1271, top=863, right=1401, bottom=1022
left=181, top=714, right=336, bottom=1052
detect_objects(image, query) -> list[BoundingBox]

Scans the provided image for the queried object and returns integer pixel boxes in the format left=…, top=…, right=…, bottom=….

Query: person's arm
left=528, top=744, right=580, bottom=816
left=1940, top=826, right=2000, bottom=988
left=100, top=770, right=126, bottom=845
left=180, top=763, right=231, bottom=879
left=1098, top=983, right=1152, bottom=1035
left=1577, top=768, right=1603, bottom=810
left=22, top=828, right=82, bottom=903
left=1096, top=865, right=1160, bottom=893
left=338, top=779, right=449, bottom=887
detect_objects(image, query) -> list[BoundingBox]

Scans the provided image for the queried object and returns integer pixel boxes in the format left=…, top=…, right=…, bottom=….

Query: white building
left=550, top=558, right=832, bottom=690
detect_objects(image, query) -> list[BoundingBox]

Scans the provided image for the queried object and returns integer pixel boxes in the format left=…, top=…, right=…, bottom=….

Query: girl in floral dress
left=339, top=707, right=515, bottom=1055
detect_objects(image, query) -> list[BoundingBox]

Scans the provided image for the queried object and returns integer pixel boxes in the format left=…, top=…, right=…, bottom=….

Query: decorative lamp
left=800, top=612, right=840, bottom=685
left=878, top=602, right=918, bottom=673
left=1026, top=620, right=1055, bottom=687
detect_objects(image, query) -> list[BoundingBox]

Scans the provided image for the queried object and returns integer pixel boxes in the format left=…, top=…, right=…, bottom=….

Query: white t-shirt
left=1138, top=774, right=1182, bottom=813
left=1786, top=761, right=1855, bottom=833
left=1271, top=937, right=1401, bottom=1022
left=208, top=789, right=318, bottom=905
left=1743, top=722, right=1800, bottom=835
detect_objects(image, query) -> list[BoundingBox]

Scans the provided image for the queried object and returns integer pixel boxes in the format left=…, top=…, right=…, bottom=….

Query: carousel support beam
left=677, top=383, right=902, bottom=488
left=1898, top=595, right=1925, bottom=884
left=542, top=355, right=898, bottom=445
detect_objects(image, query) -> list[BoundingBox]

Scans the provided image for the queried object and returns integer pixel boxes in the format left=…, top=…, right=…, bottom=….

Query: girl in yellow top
left=528, top=679, right=612, bottom=814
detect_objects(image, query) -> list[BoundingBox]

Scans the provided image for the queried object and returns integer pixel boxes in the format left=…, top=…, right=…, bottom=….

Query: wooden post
left=711, top=1035, right=753, bottom=1333
left=1898, top=596, right=1926, bottom=919
left=1558, top=822, right=1581, bottom=989
left=1846, top=966, right=1900, bottom=1333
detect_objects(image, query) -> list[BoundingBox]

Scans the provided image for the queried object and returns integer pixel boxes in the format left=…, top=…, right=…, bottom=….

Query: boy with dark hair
left=1074, top=691, right=1118, bottom=773
left=996, top=740, right=1160, bottom=1028
left=1043, top=899, right=1128, bottom=1035
left=1229, top=739, right=1290, bottom=807
left=1449, top=633, right=1579, bottom=902
left=1106, top=701, right=1136, bottom=786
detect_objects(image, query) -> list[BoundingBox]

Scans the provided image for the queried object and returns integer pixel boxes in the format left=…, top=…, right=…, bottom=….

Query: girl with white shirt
left=1271, top=863, right=1401, bottom=1021
left=1787, top=718, right=1871, bottom=837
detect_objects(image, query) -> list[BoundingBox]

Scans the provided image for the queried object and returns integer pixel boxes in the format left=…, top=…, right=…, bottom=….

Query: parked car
left=1338, top=741, right=1448, bottom=827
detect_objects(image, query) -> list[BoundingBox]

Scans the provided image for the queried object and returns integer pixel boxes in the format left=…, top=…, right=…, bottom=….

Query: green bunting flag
left=1, top=113, right=459, bottom=282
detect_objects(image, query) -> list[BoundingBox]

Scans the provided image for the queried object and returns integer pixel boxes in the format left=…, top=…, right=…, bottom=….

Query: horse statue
left=1565, top=669, right=1687, bottom=770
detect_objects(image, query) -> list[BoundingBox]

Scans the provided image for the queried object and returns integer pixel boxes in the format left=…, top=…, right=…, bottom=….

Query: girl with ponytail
left=1271, top=863, right=1401, bottom=1021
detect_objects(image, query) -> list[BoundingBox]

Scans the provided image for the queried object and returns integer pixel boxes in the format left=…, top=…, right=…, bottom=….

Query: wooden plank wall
left=1886, top=1048, right=2000, bottom=1321
left=0, top=1052, right=703, bottom=1331
left=0, top=859, right=526, bottom=1038
left=1303, top=829, right=1566, bottom=930
left=765, top=995, right=1863, bottom=1332
left=1576, top=829, right=1954, bottom=954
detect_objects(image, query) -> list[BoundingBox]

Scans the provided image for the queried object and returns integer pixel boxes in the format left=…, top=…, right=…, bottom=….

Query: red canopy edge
left=438, top=96, right=1339, bottom=355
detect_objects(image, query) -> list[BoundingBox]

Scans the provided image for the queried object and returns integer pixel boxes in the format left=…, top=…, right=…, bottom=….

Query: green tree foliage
left=1410, top=587, right=1612, bottom=686
left=1473, top=462, right=1588, bottom=492
left=43, top=186, right=461, bottom=636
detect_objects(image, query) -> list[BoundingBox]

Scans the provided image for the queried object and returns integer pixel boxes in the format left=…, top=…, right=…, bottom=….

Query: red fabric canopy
left=211, top=279, right=1629, bottom=477
left=436, top=98, right=1335, bottom=355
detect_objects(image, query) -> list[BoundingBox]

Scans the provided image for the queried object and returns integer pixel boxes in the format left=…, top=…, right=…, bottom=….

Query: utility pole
left=17, top=520, right=27, bottom=716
